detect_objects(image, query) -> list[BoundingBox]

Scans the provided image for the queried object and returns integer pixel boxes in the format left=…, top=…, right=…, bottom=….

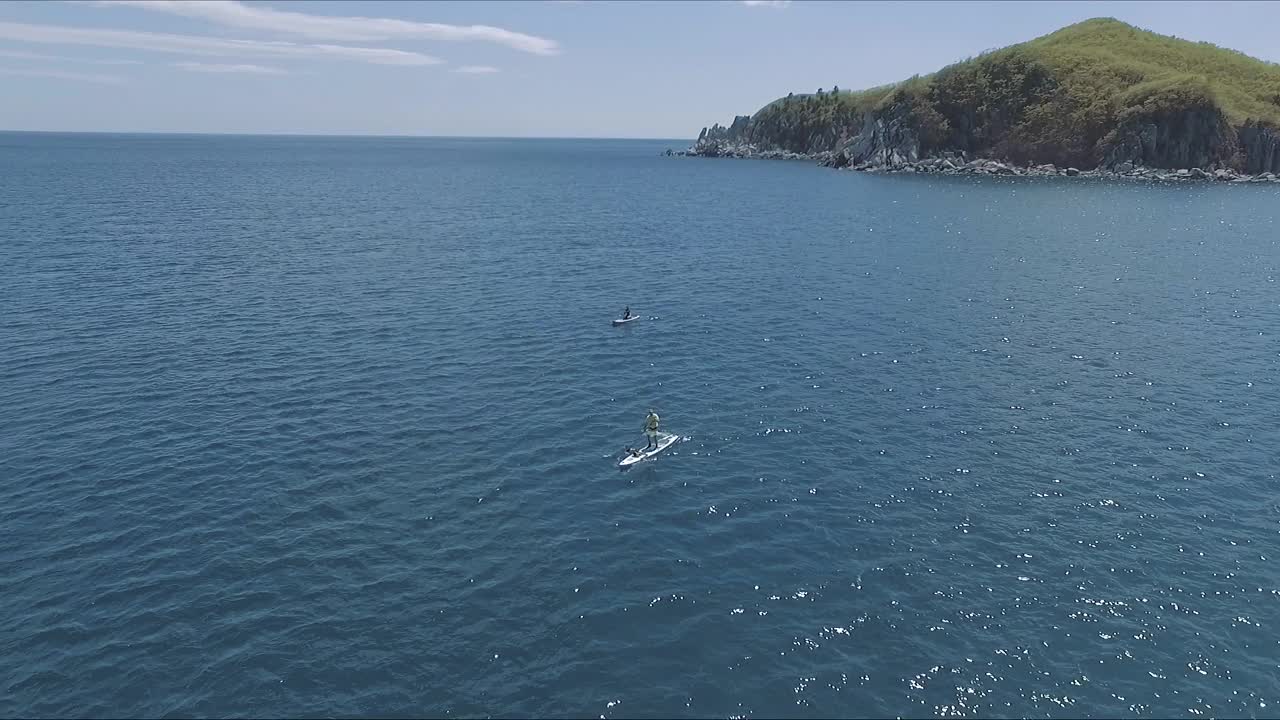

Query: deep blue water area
left=2, top=133, right=1279, bottom=717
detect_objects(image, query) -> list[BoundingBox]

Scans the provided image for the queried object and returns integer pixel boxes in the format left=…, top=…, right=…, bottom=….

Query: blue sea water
left=2, top=133, right=1279, bottom=718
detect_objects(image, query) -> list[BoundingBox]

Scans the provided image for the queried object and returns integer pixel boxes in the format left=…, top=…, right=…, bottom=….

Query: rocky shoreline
left=670, top=143, right=1280, bottom=184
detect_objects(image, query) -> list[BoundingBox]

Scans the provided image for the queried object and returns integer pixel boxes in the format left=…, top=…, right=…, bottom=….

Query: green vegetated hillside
left=695, top=18, right=1280, bottom=173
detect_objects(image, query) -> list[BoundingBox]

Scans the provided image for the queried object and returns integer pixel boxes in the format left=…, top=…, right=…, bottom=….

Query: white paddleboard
left=618, top=433, right=678, bottom=467
left=612, top=315, right=639, bottom=326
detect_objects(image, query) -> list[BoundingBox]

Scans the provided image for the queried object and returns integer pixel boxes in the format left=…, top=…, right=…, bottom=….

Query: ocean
left=2, top=133, right=1278, bottom=717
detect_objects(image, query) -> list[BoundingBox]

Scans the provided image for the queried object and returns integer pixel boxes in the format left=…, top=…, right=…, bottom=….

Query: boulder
left=1064, top=167, right=1080, bottom=176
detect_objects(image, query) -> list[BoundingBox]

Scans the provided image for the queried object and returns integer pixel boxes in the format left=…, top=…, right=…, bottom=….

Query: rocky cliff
left=688, top=19, right=1280, bottom=179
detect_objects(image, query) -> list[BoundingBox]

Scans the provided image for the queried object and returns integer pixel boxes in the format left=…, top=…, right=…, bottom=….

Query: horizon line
left=0, top=129, right=694, bottom=142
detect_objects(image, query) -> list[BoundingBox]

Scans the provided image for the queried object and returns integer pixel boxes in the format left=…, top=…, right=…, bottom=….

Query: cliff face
left=839, top=100, right=923, bottom=168
left=693, top=91, right=927, bottom=167
left=1101, top=106, right=1240, bottom=170
left=1237, top=122, right=1280, bottom=174
left=689, top=19, right=1280, bottom=176
left=692, top=87, right=1280, bottom=175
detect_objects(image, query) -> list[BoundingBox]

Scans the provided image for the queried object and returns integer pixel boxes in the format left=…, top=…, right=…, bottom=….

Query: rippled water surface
left=3, top=133, right=1280, bottom=718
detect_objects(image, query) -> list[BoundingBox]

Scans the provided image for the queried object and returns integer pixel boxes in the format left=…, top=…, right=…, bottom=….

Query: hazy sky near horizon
left=1, top=0, right=1277, bottom=138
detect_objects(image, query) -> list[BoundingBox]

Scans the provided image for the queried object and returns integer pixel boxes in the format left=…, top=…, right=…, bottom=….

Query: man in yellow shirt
left=643, top=409, right=660, bottom=450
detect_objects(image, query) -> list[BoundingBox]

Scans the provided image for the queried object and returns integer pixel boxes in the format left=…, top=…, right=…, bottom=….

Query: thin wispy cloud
left=741, top=0, right=791, bottom=7
left=453, top=65, right=499, bottom=74
left=0, top=48, right=62, bottom=61
left=0, top=47, right=142, bottom=64
left=175, top=61, right=287, bottom=74
left=0, top=21, right=443, bottom=66
left=91, top=0, right=562, bottom=56
left=0, top=67, right=124, bottom=84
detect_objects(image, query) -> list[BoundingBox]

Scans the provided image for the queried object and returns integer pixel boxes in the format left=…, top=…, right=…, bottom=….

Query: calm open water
left=2, top=134, right=1279, bottom=718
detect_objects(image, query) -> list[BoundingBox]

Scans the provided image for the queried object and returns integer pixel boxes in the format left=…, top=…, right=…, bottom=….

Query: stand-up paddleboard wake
left=619, top=432, right=679, bottom=468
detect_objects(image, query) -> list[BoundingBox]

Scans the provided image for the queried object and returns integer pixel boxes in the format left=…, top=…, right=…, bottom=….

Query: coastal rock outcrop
left=687, top=101, right=1280, bottom=183
left=1237, top=121, right=1280, bottom=175
left=839, top=100, right=923, bottom=169
left=1100, top=106, right=1240, bottom=171
left=683, top=18, right=1280, bottom=184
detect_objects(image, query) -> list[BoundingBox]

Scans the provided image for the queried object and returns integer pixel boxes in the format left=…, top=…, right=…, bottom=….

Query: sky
left=0, top=0, right=1277, bottom=138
